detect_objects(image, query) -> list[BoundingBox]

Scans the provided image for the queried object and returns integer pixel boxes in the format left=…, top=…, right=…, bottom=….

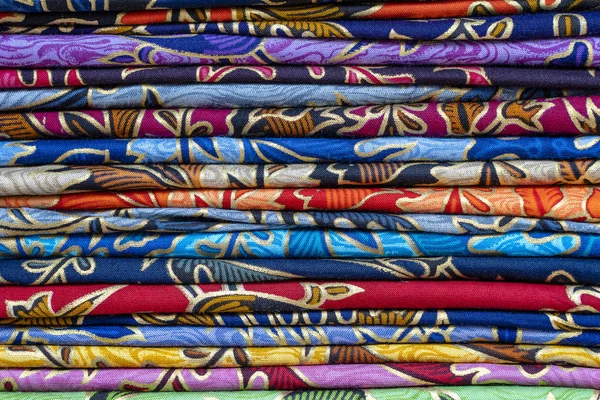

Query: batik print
left=1, top=66, right=599, bottom=89
left=4, top=325, right=600, bottom=347
left=0, top=344, right=598, bottom=368
left=5, top=256, right=600, bottom=285
left=5, top=310, right=600, bottom=331
left=1, top=364, right=600, bottom=391
left=3, top=208, right=600, bottom=237
left=2, top=35, right=600, bottom=68
left=3, top=84, right=558, bottom=112
left=2, top=0, right=598, bottom=18
left=0, top=387, right=597, bottom=400
left=4, top=187, right=600, bottom=223
left=3, top=95, right=599, bottom=139
left=2, top=161, right=600, bottom=196
left=4, top=137, right=600, bottom=165
left=4, top=230, right=600, bottom=259
left=6, top=11, right=600, bottom=41
left=2, top=282, right=600, bottom=317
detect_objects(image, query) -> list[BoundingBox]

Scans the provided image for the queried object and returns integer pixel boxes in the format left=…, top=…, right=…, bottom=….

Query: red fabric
left=0, top=281, right=597, bottom=318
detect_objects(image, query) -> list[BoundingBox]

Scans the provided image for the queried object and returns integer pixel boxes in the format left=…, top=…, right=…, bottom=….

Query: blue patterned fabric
left=1, top=230, right=600, bottom=259
left=2, top=137, right=600, bottom=165
left=2, top=325, right=599, bottom=347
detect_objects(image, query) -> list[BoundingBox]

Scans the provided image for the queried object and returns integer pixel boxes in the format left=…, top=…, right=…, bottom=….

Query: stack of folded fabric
left=1, top=0, right=600, bottom=399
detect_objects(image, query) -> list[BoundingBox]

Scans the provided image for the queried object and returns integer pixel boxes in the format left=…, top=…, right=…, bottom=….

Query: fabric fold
left=2, top=95, right=597, bottom=139
left=0, top=365, right=599, bottom=391
left=3, top=230, right=600, bottom=258
left=3, top=309, right=598, bottom=331
left=1, top=66, right=598, bottom=89
left=3, top=325, right=600, bottom=347
left=3, top=137, right=600, bottom=165
left=0, top=344, right=597, bottom=368
left=6, top=12, right=600, bottom=41
left=4, top=84, right=564, bottom=111
left=2, top=161, right=600, bottom=195
left=0, top=387, right=596, bottom=399
left=2, top=35, right=600, bottom=68
left=5, top=256, right=600, bottom=285
left=1, top=282, right=599, bottom=317
left=3, top=1, right=598, bottom=18
left=2, top=187, right=598, bottom=223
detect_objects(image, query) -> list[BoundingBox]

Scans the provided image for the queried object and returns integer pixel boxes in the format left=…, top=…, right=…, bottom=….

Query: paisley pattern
left=3, top=95, right=600, bottom=139
left=4, top=186, right=600, bottom=223
left=1, top=66, right=599, bottom=89
left=5, top=256, right=600, bottom=285
left=0, top=387, right=596, bottom=399
left=4, top=325, right=600, bottom=347
left=2, top=84, right=554, bottom=111
left=0, top=343, right=599, bottom=368
left=2, top=35, right=600, bottom=68
left=1, top=281, right=600, bottom=317
left=0, top=364, right=599, bottom=391
left=4, top=137, right=600, bottom=165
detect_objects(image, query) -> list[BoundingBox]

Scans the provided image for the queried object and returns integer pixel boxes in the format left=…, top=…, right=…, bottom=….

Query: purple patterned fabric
left=1, top=364, right=600, bottom=391
left=0, top=35, right=598, bottom=68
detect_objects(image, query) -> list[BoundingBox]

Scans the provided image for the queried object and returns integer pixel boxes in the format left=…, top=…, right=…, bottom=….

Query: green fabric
left=0, top=387, right=597, bottom=399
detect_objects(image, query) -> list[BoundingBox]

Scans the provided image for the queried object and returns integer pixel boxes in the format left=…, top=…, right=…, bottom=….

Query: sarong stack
left=0, top=0, right=600, bottom=398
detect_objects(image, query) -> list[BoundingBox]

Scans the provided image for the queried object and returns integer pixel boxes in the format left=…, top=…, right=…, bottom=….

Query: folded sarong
left=2, top=187, right=597, bottom=223
left=1, top=95, right=595, bottom=139
left=5, top=12, right=600, bottom=41
left=3, top=309, right=597, bottom=331
left=2, top=325, right=600, bottom=347
left=4, top=84, right=566, bottom=111
left=2, top=208, right=599, bottom=237
left=0, top=344, right=597, bottom=368
left=1, top=282, right=599, bottom=317
left=2, top=0, right=597, bottom=16
left=0, top=387, right=596, bottom=399
left=2, top=35, right=599, bottom=68
left=4, top=256, right=600, bottom=285
left=0, top=365, right=598, bottom=391
left=2, top=161, right=600, bottom=195
left=1, top=66, right=597, bottom=89
left=2, top=230, right=600, bottom=258
left=3, top=137, right=600, bottom=165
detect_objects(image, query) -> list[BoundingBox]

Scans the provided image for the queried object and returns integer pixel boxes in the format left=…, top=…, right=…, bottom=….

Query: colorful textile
left=0, top=344, right=597, bottom=368
left=4, top=230, right=600, bottom=259
left=3, top=161, right=600, bottom=195
left=1, top=365, right=600, bottom=391
left=3, top=187, right=598, bottom=222
left=3, top=325, right=600, bottom=347
left=3, top=95, right=599, bottom=140
left=6, top=256, right=600, bottom=285
left=6, top=12, right=600, bottom=41
left=3, top=208, right=600, bottom=237
left=3, top=1, right=598, bottom=18
left=4, top=137, right=600, bottom=165
left=1, top=66, right=598, bottom=89
left=0, top=387, right=597, bottom=399
left=1, top=85, right=558, bottom=112
left=2, top=282, right=600, bottom=317
left=2, top=35, right=600, bottom=68
left=5, top=310, right=599, bottom=331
